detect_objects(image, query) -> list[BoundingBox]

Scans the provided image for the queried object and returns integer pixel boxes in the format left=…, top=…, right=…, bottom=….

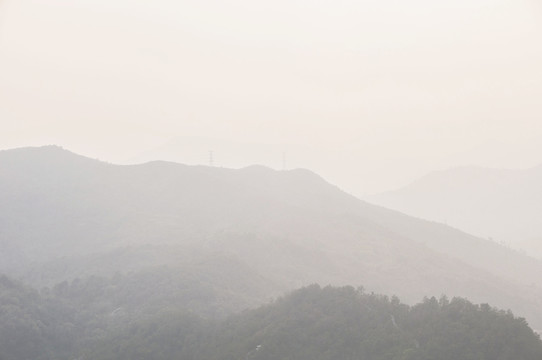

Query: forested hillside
left=196, top=285, right=542, bottom=360
left=1, top=277, right=541, bottom=360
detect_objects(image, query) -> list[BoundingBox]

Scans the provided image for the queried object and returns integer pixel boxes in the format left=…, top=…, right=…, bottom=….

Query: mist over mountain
left=2, top=0, right=542, bottom=196
left=368, top=165, right=542, bottom=259
left=1, top=146, right=542, bottom=332
left=2, top=0, right=542, bottom=357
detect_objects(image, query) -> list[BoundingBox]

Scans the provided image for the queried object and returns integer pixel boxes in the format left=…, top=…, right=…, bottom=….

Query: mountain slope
left=1, top=146, right=542, bottom=328
left=367, top=165, right=542, bottom=258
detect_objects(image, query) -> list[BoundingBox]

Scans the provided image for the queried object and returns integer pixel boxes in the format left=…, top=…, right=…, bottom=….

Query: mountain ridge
left=1, top=146, right=542, bottom=328
left=367, top=163, right=542, bottom=258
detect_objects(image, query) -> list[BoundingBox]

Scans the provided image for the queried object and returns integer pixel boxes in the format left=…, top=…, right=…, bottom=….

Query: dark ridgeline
left=1, top=278, right=541, bottom=360
left=1, top=146, right=542, bottom=359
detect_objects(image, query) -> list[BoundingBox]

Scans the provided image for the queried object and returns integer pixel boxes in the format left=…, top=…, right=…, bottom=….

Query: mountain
left=1, top=146, right=542, bottom=329
left=367, top=165, right=542, bottom=259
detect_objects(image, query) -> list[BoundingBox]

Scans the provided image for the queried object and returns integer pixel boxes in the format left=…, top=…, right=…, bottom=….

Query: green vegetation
left=194, top=285, right=542, bottom=360
left=1, top=275, right=540, bottom=360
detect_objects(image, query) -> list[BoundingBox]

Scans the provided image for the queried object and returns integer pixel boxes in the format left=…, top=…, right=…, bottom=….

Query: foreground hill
left=368, top=165, right=542, bottom=258
left=192, top=285, right=542, bottom=360
left=1, top=146, right=542, bottom=329
left=2, top=278, right=541, bottom=360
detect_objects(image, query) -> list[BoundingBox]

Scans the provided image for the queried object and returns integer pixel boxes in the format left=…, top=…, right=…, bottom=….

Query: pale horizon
left=1, top=0, right=541, bottom=195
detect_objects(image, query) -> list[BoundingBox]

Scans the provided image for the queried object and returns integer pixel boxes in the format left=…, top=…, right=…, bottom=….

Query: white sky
left=1, top=0, right=541, bottom=195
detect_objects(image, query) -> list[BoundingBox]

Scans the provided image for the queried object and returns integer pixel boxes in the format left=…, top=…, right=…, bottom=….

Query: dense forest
left=1, top=274, right=541, bottom=360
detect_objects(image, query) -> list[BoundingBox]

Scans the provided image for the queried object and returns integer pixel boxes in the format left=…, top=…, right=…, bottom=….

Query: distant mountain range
left=1, top=146, right=542, bottom=329
left=126, top=136, right=310, bottom=170
left=367, top=165, right=542, bottom=259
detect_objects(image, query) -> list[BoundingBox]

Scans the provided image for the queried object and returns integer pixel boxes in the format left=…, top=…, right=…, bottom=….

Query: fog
left=2, top=2, right=542, bottom=358
left=1, top=0, right=541, bottom=195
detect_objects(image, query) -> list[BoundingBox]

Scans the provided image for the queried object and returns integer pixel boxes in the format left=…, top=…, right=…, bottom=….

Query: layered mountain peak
left=2, top=146, right=542, bottom=329
left=368, top=163, right=542, bottom=258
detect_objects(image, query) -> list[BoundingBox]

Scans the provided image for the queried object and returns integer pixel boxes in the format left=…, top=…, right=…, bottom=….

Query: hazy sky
left=1, top=0, right=541, bottom=195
